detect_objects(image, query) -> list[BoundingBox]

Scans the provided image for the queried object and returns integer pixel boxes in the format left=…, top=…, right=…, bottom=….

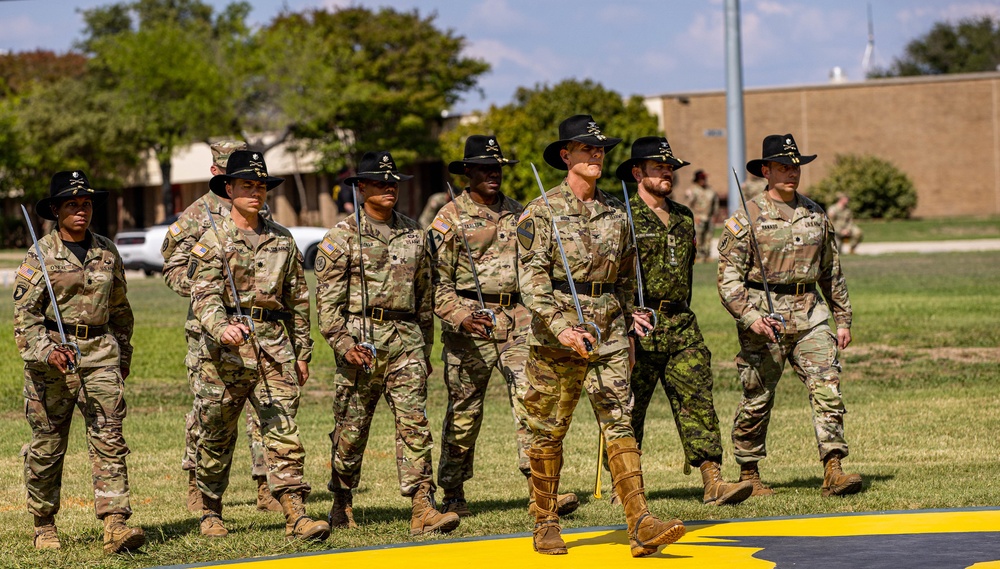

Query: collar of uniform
left=457, top=188, right=514, bottom=220
left=631, top=192, right=684, bottom=232
left=220, top=214, right=272, bottom=249
left=555, top=180, right=612, bottom=219
left=51, top=228, right=98, bottom=268
left=356, top=210, right=397, bottom=243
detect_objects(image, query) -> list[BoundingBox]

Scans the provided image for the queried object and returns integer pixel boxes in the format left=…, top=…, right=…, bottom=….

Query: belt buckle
left=75, top=324, right=89, bottom=339
left=498, top=292, right=511, bottom=307
left=795, top=283, right=805, bottom=295
left=370, top=307, right=385, bottom=322
left=590, top=282, right=602, bottom=296
left=250, top=306, right=265, bottom=322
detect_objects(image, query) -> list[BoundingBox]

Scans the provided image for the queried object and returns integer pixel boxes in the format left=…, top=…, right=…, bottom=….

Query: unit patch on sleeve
left=517, top=218, right=535, bottom=251
left=13, top=283, right=28, bottom=301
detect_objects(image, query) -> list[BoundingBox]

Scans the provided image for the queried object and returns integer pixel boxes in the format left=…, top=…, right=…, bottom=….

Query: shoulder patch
left=725, top=216, right=749, bottom=238
left=314, top=254, right=327, bottom=273
left=319, top=237, right=341, bottom=259
left=169, top=222, right=182, bottom=237
left=13, top=282, right=28, bottom=301
left=517, top=217, right=535, bottom=251
left=17, top=262, right=43, bottom=285
left=517, top=209, right=531, bottom=224
left=431, top=217, right=451, bottom=235
left=191, top=242, right=211, bottom=259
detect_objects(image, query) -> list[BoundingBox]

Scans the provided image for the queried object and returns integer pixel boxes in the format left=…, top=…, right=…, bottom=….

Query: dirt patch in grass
left=849, top=344, right=1000, bottom=364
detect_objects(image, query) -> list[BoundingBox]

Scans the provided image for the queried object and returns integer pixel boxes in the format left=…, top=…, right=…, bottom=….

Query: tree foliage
left=871, top=16, right=1000, bottom=77
left=808, top=154, right=917, bottom=219
left=440, top=79, right=660, bottom=202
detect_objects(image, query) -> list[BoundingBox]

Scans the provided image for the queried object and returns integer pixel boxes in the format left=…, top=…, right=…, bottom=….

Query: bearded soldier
left=615, top=137, right=752, bottom=506
left=161, top=140, right=279, bottom=514
left=316, top=151, right=459, bottom=536
left=718, top=134, right=862, bottom=498
left=14, top=171, right=145, bottom=554
left=429, top=135, right=578, bottom=517
left=189, top=150, right=329, bottom=541
left=516, top=115, right=685, bottom=557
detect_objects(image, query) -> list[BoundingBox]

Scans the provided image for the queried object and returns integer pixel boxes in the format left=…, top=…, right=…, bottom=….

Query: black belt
left=347, top=307, right=417, bottom=323
left=44, top=319, right=107, bottom=340
left=456, top=289, right=520, bottom=307
left=746, top=281, right=816, bottom=295
left=641, top=298, right=689, bottom=315
left=225, top=306, right=292, bottom=322
left=552, top=280, right=615, bottom=296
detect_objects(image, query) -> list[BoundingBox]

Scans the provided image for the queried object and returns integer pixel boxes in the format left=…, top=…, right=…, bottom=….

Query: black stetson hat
left=614, top=136, right=690, bottom=181
left=746, top=133, right=817, bottom=177
left=447, top=135, right=519, bottom=175
left=209, top=150, right=284, bottom=197
left=343, top=151, right=414, bottom=186
left=542, top=114, right=622, bottom=170
left=35, top=170, right=107, bottom=221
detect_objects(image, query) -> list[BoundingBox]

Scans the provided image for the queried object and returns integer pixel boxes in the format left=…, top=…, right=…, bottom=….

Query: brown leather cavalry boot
left=410, top=483, right=460, bottom=536
left=528, top=447, right=568, bottom=555
left=739, top=462, right=776, bottom=497
left=200, top=493, right=228, bottom=538
left=821, top=451, right=863, bottom=497
left=255, top=475, right=282, bottom=512
left=328, top=488, right=358, bottom=529
left=527, top=476, right=580, bottom=517
left=102, top=514, right=146, bottom=554
left=700, top=460, right=754, bottom=505
left=279, top=492, right=330, bottom=541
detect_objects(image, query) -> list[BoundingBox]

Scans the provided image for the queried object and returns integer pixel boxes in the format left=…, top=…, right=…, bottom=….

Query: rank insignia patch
left=517, top=218, right=535, bottom=250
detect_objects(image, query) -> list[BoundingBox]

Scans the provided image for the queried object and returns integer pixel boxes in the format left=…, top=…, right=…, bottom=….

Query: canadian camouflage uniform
left=13, top=230, right=136, bottom=520
left=428, top=189, right=533, bottom=487
left=161, top=191, right=268, bottom=479
left=189, top=214, right=314, bottom=500
left=684, top=184, right=719, bottom=262
left=630, top=194, right=723, bottom=467
left=717, top=192, right=853, bottom=464
left=316, top=211, right=436, bottom=496
left=516, top=181, right=637, bottom=450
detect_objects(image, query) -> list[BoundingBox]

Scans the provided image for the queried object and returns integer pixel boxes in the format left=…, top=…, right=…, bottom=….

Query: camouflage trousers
left=694, top=220, right=713, bottom=262
left=437, top=330, right=531, bottom=491
left=632, top=343, right=723, bottom=466
left=195, top=352, right=310, bottom=501
left=524, top=346, right=633, bottom=450
left=329, top=346, right=433, bottom=497
left=182, top=331, right=267, bottom=478
left=21, top=364, right=132, bottom=520
left=732, top=323, right=848, bottom=464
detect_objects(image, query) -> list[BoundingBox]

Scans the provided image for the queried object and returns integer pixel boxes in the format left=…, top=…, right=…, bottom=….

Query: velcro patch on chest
left=191, top=242, right=211, bottom=259
left=725, top=216, right=749, bottom=238
left=17, top=262, right=43, bottom=285
left=517, top=218, right=535, bottom=251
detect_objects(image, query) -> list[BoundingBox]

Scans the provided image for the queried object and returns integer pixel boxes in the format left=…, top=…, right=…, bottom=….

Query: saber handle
left=620, top=181, right=658, bottom=332
left=351, top=184, right=378, bottom=367
left=443, top=182, right=495, bottom=336
left=731, top=168, right=783, bottom=341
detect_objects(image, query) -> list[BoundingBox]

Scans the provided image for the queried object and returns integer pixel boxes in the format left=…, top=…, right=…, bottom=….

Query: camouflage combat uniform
left=826, top=201, right=863, bottom=253
left=717, top=192, right=853, bottom=464
left=161, top=191, right=268, bottom=479
left=629, top=194, right=723, bottom=466
left=516, top=181, right=636, bottom=449
left=14, top=230, right=136, bottom=520
left=418, top=192, right=449, bottom=228
left=684, top=184, right=719, bottom=262
left=428, top=189, right=533, bottom=487
left=189, top=214, right=314, bottom=500
left=316, top=211, right=436, bottom=496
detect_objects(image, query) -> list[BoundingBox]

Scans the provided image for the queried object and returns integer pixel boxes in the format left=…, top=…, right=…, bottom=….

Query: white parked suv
left=115, top=219, right=329, bottom=274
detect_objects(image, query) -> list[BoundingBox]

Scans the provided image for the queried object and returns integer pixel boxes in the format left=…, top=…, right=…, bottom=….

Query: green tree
left=440, top=79, right=660, bottom=202
left=871, top=15, right=1000, bottom=77
left=808, top=154, right=917, bottom=219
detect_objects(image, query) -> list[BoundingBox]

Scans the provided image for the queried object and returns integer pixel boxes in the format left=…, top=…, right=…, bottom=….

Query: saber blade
left=444, top=182, right=495, bottom=335
left=620, top=181, right=657, bottom=332
left=204, top=204, right=253, bottom=338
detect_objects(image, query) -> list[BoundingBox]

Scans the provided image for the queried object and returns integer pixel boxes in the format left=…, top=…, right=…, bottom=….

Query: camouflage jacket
left=189, top=214, right=313, bottom=368
left=516, top=180, right=636, bottom=355
left=684, top=185, right=719, bottom=226
left=13, top=229, right=133, bottom=369
left=717, top=192, right=852, bottom=335
left=315, top=211, right=433, bottom=364
left=826, top=202, right=856, bottom=235
left=630, top=193, right=703, bottom=353
left=428, top=189, right=528, bottom=342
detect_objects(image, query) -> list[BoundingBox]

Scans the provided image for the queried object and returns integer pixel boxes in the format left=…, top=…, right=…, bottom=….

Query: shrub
left=808, top=154, right=917, bottom=219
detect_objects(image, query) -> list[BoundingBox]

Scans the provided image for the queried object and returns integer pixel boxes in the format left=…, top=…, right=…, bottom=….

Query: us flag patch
left=169, top=222, right=182, bottom=237
left=17, top=263, right=38, bottom=281
left=319, top=237, right=340, bottom=257
left=725, top=217, right=745, bottom=237
left=191, top=242, right=210, bottom=258
left=431, top=217, right=451, bottom=234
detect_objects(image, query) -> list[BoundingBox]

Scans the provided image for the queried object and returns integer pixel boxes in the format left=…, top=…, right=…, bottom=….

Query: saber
left=21, top=205, right=80, bottom=373
left=444, top=181, right=495, bottom=336
left=620, top=181, right=657, bottom=333
left=731, top=168, right=786, bottom=341
left=530, top=163, right=600, bottom=352
left=593, top=431, right=605, bottom=499
left=351, top=184, right=377, bottom=372
left=204, top=204, right=253, bottom=340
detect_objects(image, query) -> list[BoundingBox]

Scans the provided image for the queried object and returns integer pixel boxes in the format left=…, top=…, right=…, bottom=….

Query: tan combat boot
left=739, top=462, right=776, bottom=497
left=200, top=493, right=228, bottom=538
left=328, top=488, right=358, bottom=529
left=186, top=470, right=203, bottom=512
left=527, top=476, right=580, bottom=517
left=279, top=492, right=330, bottom=541
left=102, top=514, right=146, bottom=554
left=607, top=437, right=686, bottom=558
left=33, top=515, right=60, bottom=550
left=410, top=482, right=460, bottom=536
left=700, top=461, right=754, bottom=506
left=528, top=447, right=567, bottom=555
left=442, top=484, right=473, bottom=518
left=254, top=476, right=282, bottom=512
left=821, top=451, right=863, bottom=497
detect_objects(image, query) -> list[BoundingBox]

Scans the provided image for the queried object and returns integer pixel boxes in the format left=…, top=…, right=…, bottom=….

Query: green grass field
left=0, top=251, right=998, bottom=568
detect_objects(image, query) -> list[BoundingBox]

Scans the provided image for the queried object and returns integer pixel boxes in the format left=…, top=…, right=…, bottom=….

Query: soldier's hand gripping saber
left=21, top=204, right=80, bottom=374
left=351, top=184, right=377, bottom=372
left=444, top=181, right=495, bottom=338
left=732, top=168, right=785, bottom=341
left=620, top=180, right=657, bottom=334
left=530, top=163, right=600, bottom=353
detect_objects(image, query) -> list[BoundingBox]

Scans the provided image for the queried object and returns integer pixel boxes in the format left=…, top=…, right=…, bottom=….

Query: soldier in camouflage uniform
left=614, top=137, right=752, bottom=506
left=429, top=135, right=578, bottom=518
left=826, top=193, right=863, bottom=254
left=718, top=134, right=862, bottom=498
left=516, top=115, right=685, bottom=557
left=14, top=171, right=145, bottom=554
left=682, top=170, right=720, bottom=263
left=161, top=141, right=279, bottom=514
left=189, top=151, right=329, bottom=541
left=316, top=151, right=459, bottom=536
left=418, top=191, right=449, bottom=228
